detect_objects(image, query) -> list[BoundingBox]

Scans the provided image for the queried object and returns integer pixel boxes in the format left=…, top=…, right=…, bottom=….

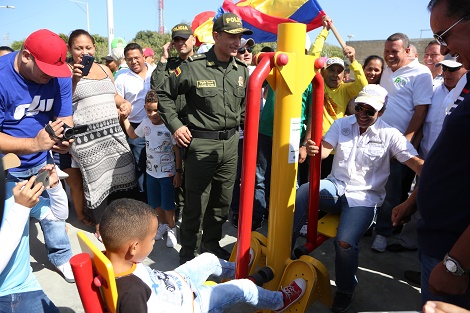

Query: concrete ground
left=31, top=204, right=422, bottom=313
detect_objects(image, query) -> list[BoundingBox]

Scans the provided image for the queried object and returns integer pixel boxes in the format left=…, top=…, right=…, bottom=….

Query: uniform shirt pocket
left=195, top=87, right=218, bottom=114
left=234, top=87, right=245, bottom=98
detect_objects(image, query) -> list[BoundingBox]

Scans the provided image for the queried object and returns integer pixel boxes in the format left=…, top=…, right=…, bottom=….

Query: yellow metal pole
left=264, top=22, right=310, bottom=290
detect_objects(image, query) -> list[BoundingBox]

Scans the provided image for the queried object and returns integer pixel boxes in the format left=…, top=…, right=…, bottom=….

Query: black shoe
left=252, top=219, right=263, bottom=231
left=363, top=223, right=375, bottom=237
left=404, top=270, right=421, bottom=286
left=331, top=292, right=354, bottom=313
left=392, top=224, right=404, bottom=234
left=386, top=242, right=418, bottom=253
left=201, top=245, right=232, bottom=261
left=231, top=213, right=239, bottom=228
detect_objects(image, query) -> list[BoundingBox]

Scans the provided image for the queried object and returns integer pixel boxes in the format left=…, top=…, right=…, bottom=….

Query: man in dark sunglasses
left=236, top=37, right=255, bottom=69
left=391, top=1, right=470, bottom=308
left=293, top=84, right=423, bottom=313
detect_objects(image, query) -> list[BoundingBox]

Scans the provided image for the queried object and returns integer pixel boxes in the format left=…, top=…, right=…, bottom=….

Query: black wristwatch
left=175, top=168, right=183, bottom=173
left=443, top=254, right=467, bottom=276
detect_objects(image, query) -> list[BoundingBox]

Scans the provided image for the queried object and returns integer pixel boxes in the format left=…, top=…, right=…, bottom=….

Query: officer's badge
left=238, top=76, right=244, bottom=87
left=174, top=67, right=181, bottom=77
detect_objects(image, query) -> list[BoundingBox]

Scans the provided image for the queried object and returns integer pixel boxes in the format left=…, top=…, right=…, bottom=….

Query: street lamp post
left=69, top=0, right=90, bottom=33
left=347, top=34, right=354, bottom=45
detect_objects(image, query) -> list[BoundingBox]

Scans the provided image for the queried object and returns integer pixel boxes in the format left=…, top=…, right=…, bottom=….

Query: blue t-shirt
left=0, top=51, right=73, bottom=171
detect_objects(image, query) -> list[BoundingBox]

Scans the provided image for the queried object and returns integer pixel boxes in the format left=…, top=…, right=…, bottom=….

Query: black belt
left=190, top=127, right=237, bottom=140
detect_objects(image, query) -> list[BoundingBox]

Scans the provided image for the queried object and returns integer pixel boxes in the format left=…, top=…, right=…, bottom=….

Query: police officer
left=157, top=12, right=252, bottom=264
left=151, top=23, right=196, bottom=220
left=151, top=23, right=195, bottom=120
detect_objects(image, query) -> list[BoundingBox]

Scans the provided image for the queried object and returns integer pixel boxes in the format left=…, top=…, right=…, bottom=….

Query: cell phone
left=80, top=54, right=94, bottom=76
left=34, top=170, right=50, bottom=188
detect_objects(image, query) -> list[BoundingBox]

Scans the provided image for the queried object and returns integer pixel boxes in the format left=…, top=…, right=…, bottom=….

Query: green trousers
left=179, top=132, right=238, bottom=259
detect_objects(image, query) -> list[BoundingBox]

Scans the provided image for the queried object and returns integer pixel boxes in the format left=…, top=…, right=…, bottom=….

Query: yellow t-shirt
left=322, top=60, right=368, bottom=135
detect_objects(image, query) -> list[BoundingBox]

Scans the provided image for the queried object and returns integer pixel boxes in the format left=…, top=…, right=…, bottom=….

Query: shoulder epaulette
left=188, top=54, right=207, bottom=62
left=234, top=58, right=248, bottom=67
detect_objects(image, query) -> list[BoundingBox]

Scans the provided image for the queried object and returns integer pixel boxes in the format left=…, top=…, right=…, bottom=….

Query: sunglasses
left=433, top=15, right=469, bottom=46
left=237, top=46, right=253, bottom=54
left=354, top=104, right=376, bottom=117
left=442, top=65, right=462, bottom=72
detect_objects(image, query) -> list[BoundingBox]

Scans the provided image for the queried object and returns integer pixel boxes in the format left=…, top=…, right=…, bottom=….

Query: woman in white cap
left=292, top=85, right=424, bottom=313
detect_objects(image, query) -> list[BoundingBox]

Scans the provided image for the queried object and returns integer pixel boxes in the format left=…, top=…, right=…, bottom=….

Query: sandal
left=78, top=216, right=96, bottom=227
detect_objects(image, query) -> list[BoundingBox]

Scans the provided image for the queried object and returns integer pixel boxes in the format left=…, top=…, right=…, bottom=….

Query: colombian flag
left=193, top=0, right=325, bottom=45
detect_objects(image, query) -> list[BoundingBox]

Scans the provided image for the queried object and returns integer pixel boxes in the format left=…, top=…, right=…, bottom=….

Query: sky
left=0, top=0, right=434, bottom=48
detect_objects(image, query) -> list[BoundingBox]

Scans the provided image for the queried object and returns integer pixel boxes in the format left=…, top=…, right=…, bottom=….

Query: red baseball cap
left=143, top=48, right=154, bottom=57
left=23, top=29, right=71, bottom=78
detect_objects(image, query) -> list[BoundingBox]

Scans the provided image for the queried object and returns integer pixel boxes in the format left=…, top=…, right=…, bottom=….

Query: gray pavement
left=31, top=203, right=422, bottom=313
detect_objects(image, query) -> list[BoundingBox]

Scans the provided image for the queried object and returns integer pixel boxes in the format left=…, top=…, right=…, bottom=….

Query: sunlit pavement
left=31, top=204, right=421, bottom=313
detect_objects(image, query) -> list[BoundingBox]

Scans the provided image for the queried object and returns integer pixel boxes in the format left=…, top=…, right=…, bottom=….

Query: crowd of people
left=1, top=0, right=469, bottom=312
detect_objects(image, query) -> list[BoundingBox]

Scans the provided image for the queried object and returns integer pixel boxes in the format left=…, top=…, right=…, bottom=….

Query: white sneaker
left=56, top=262, right=75, bottom=283
left=371, top=234, right=388, bottom=252
left=155, top=223, right=168, bottom=240
left=166, top=227, right=177, bottom=248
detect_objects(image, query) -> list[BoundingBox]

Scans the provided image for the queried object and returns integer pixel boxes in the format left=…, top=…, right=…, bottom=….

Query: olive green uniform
left=151, top=57, right=187, bottom=217
left=157, top=47, right=248, bottom=261
left=151, top=57, right=188, bottom=123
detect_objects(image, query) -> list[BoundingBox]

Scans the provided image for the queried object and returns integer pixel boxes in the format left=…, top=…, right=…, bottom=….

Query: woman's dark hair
left=68, top=29, right=95, bottom=47
left=363, top=55, right=384, bottom=70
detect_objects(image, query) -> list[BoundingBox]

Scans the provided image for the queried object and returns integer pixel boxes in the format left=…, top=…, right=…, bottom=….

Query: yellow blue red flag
left=213, top=0, right=325, bottom=43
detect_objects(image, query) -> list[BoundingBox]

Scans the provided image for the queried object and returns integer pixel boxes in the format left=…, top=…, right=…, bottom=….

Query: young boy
left=99, top=198, right=306, bottom=312
left=0, top=156, right=68, bottom=313
left=121, top=90, right=182, bottom=248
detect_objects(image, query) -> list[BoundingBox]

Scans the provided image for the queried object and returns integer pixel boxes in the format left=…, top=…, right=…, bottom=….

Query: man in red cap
left=0, top=29, right=75, bottom=284
left=143, top=47, right=156, bottom=72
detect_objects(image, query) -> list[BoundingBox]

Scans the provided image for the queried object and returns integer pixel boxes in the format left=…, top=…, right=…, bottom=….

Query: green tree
left=321, top=43, right=344, bottom=59
left=11, top=40, right=23, bottom=51
left=132, top=30, right=173, bottom=58
left=91, top=34, right=109, bottom=61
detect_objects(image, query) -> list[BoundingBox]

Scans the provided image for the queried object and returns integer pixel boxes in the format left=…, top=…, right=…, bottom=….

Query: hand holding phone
left=80, top=54, right=94, bottom=76
left=34, top=170, right=50, bottom=188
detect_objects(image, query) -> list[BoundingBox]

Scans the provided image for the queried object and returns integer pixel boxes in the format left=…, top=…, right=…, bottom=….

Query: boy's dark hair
left=145, top=90, right=159, bottom=104
left=100, top=199, right=157, bottom=252
left=0, top=46, right=14, bottom=53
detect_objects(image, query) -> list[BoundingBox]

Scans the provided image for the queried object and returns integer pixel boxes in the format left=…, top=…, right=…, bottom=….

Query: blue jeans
left=126, top=135, right=146, bottom=196
left=0, top=290, right=59, bottom=313
left=253, top=134, right=272, bottom=222
left=7, top=163, right=72, bottom=267
left=175, top=253, right=283, bottom=312
left=293, top=181, right=376, bottom=294
left=376, top=160, right=414, bottom=237
left=420, top=252, right=470, bottom=308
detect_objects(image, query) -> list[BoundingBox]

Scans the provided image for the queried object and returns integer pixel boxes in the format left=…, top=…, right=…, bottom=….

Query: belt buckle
left=219, top=130, right=229, bottom=140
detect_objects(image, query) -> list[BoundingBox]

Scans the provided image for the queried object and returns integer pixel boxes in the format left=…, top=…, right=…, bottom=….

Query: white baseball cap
left=325, top=57, right=345, bottom=69
left=436, top=54, right=462, bottom=68
left=355, top=85, right=389, bottom=111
